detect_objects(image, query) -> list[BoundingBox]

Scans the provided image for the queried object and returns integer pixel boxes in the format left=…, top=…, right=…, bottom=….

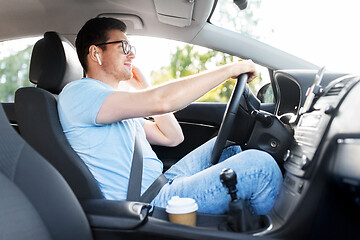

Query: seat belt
left=126, top=133, right=168, bottom=203
left=126, top=133, right=143, bottom=201
left=140, top=173, right=168, bottom=203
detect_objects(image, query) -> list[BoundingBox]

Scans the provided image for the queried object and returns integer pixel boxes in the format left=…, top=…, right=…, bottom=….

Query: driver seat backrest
left=0, top=104, right=93, bottom=240
left=15, top=31, right=103, bottom=200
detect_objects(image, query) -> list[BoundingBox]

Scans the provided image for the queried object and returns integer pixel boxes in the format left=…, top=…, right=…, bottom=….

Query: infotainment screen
left=299, top=66, right=326, bottom=114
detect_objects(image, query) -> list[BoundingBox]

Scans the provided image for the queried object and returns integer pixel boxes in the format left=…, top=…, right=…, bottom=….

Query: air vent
left=325, top=78, right=351, bottom=96
left=326, top=83, right=344, bottom=96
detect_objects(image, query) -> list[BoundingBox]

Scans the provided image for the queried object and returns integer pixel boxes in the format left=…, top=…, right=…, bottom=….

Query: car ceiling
left=0, top=0, right=214, bottom=43
left=0, top=0, right=318, bottom=71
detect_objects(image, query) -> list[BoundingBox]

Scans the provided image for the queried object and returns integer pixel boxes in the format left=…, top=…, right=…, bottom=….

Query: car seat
left=0, top=104, right=93, bottom=240
left=0, top=101, right=251, bottom=240
left=15, top=32, right=103, bottom=200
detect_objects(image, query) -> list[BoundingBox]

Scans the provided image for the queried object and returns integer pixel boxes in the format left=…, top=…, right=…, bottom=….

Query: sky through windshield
left=211, top=0, right=360, bottom=74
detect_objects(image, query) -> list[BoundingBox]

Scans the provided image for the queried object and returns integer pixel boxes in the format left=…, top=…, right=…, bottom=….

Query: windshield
left=211, top=0, right=360, bottom=74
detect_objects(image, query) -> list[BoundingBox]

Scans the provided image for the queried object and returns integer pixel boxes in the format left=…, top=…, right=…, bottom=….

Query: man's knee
left=240, top=149, right=281, bottom=175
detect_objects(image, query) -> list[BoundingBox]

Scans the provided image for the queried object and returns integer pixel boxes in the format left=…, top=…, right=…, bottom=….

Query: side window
left=0, top=37, right=39, bottom=102
left=130, top=36, right=271, bottom=103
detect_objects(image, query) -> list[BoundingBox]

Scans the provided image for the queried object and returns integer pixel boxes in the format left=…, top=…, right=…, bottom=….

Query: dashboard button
left=300, top=155, right=309, bottom=170
left=284, top=150, right=291, bottom=162
left=324, top=105, right=335, bottom=114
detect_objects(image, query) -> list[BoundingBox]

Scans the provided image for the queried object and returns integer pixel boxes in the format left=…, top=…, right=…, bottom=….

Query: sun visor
left=154, top=0, right=194, bottom=27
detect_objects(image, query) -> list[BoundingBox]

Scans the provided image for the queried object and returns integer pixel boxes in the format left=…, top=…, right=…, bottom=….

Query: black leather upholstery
left=0, top=104, right=93, bottom=240
left=15, top=32, right=103, bottom=200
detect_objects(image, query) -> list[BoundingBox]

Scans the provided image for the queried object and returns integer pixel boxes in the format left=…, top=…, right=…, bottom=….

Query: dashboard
left=273, top=70, right=346, bottom=116
left=267, top=69, right=360, bottom=236
left=284, top=73, right=360, bottom=177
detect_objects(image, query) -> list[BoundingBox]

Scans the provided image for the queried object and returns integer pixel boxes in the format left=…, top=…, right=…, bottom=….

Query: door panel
left=152, top=102, right=226, bottom=170
left=153, top=101, right=275, bottom=170
left=1, top=103, right=16, bottom=124
left=1, top=103, right=19, bottom=132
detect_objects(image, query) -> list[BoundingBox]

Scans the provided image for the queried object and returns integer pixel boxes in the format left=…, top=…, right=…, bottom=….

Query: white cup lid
left=165, top=196, right=198, bottom=214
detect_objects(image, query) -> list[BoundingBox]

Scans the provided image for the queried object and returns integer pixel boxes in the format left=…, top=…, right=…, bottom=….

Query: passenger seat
left=0, top=104, right=93, bottom=240
left=15, top=32, right=103, bottom=200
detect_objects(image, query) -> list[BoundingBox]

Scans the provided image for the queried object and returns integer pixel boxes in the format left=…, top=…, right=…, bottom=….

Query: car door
left=153, top=102, right=226, bottom=170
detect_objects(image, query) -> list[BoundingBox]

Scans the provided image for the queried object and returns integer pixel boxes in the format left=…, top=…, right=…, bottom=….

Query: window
left=0, top=37, right=39, bottom=102
left=211, top=0, right=360, bottom=74
left=130, top=36, right=270, bottom=103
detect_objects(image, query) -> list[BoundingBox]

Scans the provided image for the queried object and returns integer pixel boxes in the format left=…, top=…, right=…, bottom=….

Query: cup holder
left=150, top=206, right=272, bottom=234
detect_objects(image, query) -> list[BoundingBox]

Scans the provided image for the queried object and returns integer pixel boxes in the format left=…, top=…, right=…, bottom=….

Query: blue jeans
left=152, top=137, right=282, bottom=215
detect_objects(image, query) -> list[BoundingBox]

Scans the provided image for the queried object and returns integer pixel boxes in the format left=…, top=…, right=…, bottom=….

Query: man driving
left=58, top=17, right=282, bottom=214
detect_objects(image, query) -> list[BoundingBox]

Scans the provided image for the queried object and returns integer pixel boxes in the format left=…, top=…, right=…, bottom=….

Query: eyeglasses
left=95, top=40, right=136, bottom=56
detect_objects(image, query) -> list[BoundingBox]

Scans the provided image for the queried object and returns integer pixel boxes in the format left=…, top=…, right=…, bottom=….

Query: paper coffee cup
left=166, top=196, right=198, bottom=226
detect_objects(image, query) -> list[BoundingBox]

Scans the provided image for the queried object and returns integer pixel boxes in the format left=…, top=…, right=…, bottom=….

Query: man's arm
left=124, top=67, right=184, bottom=147
left=96, top=60, right=257, bottom=126
left=143, top=114, right=184, bottom=147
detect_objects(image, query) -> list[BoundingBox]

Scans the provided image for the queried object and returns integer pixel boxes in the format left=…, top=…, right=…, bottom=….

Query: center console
left=284, top=72, right=359, bottom=177
left=270, top=70, right=360, bottom=232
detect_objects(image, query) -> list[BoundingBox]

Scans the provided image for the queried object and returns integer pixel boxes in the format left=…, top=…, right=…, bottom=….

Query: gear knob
left=220, top=168, right=238, bottom=201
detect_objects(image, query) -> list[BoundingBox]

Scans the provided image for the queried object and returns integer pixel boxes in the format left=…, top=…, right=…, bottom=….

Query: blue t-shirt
left=58, top=78, right=163, bottom=200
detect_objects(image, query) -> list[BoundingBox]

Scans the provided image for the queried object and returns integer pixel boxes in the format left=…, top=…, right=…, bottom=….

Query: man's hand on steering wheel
left=209, top=61, right=257, bottom=165
left=229, top=59, right=257, bottom=83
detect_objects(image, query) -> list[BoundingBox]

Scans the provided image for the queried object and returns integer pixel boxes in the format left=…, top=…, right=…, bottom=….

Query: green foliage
left=259, top=83, right=275, bottom=103
left=150, top=46, right=262, bottom=103
left=0, top=45, right=34, bottom=102
left=212, top=0, right=264, bottom=39
left=150, top=0, right=266, bottom=103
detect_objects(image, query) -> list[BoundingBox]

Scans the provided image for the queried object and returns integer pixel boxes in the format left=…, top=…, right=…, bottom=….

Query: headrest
left=29, top=32, right=83, bottom=94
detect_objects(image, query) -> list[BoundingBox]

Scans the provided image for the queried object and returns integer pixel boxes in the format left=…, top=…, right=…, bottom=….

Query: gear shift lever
left=219, top=168, right=261, bottom=232
left=220, top=168, right=238, bottom=202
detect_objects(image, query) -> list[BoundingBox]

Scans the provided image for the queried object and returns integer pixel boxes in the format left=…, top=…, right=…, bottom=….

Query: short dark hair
left=75, top=17, right=127, bottom=72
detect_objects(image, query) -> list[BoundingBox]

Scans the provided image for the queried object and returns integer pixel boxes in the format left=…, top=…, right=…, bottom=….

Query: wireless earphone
left=95, top=53, right=102, bottom=66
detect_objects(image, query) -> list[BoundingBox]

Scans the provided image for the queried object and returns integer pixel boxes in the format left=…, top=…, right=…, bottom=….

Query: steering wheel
left=209, top=74, right=248, bottom=165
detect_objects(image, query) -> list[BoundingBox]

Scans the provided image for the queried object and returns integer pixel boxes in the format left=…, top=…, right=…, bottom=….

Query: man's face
left=99, top=29, right=135, bottom=81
